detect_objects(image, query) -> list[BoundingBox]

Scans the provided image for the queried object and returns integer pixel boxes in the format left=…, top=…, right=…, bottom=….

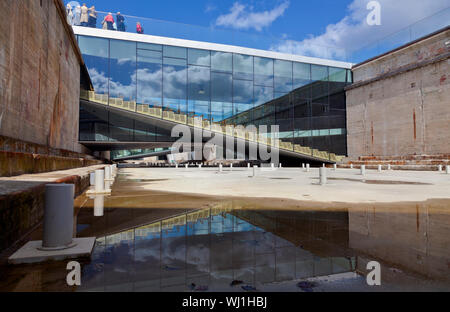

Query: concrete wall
left=0, top=0, right=85, bottom=153
left=346, top=28, right=450, bottom=158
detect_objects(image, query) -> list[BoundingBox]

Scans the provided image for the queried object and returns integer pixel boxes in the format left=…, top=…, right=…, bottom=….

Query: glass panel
left=211, top=51, right=232, bottom=73
left=274, top=60, right=292, bottom=93
left=137, top=42, right=162, bottom=51
left=78, top=36, right=109, bottom=94
left=233, top=79, right=253, bottom=124
left=163, top=45, right=186, bottom=59
left=254, top=57, right=273, bottom=87
left=328, top=67, right=347, bottom=82
left=233, top=54, right=253, bottom=81
left=311, top=65, right=328, bottom=81
left=211, top=72, right=232, bottom=122
left=188, top=65, right=210, bottom=121
left=293, top=62, right=311, bottom=89
left=188, top=49, right=210, bottom=66
left=137, top=49, right=162, bottom=109
left=254, top=86, right=273, bottom=107
left=163, top=57, right=187, bottom=115
left=109, top=40, right=136, bottom=102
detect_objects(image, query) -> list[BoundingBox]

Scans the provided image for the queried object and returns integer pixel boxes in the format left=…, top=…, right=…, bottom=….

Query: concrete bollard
left=438, top=165, right=443, bottom=172
left=90, top=172, right=95, bottom=186
left=230, top=164, right=233, bottom=172
left=350, top=164, right=354, bottom=169
left=253, top=165, right=257, bottom=177
left=105, top=166, right=112, bottom=180
left=41, top=184, right=75, bottom=250
left=361, top=165, right=366, bottom=176
left=185, top=164, right=189, bottom=170
left=94, top=195, right=104, bottom=217
left=271, top=163, right=275, bottom=170
left=302, top=163, right=305, bottom=169
left=319, top=167, right=327, bottom=185
left=306, top=164, right=310, bottom=172
left=279, top=163, right=282, bottom=168
left=378, top=165, right=382, bottom=173
left=388, top=164, right=392, bottom=171
left=95, top=170, right=105, bottom=193
left=446, top=166, right=450, bottom=175
left=333, top=164, right=337, bottom=171
left=176, top=164, right=178, bottom=169
left=219, top=164, right=223, bottom=173
left=198, top=164, right=202, bottom=170
left=248, top=163, right=251, bottom=170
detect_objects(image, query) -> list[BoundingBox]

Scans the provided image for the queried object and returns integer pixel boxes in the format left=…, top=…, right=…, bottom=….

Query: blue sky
left=68, top=0, right=450, bottom=62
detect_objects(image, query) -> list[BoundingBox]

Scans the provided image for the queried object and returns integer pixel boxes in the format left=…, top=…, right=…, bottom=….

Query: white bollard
left=253, top=165, right=257, bottom=177
left=350, top=164, right=354, bottom=169
left=319, top=167, right=327, bottom=185
left=176, top=164, right=178, bottom=169
left=388, top=164, right=392, bottom=171
left=198, top=164, right=202, bottom=170
left=361, top=165, right=366, bottom=176
left=306, top=164, right=310, bottom=172
left=271, top=163, right=275, bottom=170
left=248, top=163, right=251, bottom=170
left=446, top=166, right=450, bottom=174
left=95, top=170, right=105, bottom=193
left=333, top=164, right=337, bottom=171
left=90, top=172, right=95, bottom=186
left=93, top=195, right=104, bottom=217
left=438, top=165, right=443, bottom=172
left=185, top=164, right=189, bottom=170
left=105, top=166, right=112, bottom=180
left=302, top=163, right=305, bottom=169
left=279, top=163, right=282, bottom=168
left=41, top=184, right=75, bottom=250
left=219, top=164, right=223, bottom=173
left=378, top=165, right=382, bottom=173
left=230, top=164, right=233, bottom=171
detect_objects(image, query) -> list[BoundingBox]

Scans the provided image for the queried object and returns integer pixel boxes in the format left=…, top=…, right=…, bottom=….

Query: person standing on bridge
left=104, top=13, right=115, bottom=31
left=136, top=22, right=144, bottom=34
left=80, top=3, right=89, bottom=27
left=116, top=12, right=126, bottom=32
left=88, top=6, right=97, bottom=28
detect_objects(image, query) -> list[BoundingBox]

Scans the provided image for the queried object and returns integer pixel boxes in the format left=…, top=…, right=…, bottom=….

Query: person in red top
left=104, top=13, right=114, bottom=30
left=136, top=22, right=144, bottom=34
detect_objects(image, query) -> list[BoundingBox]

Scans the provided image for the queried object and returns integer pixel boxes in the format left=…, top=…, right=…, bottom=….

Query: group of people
left=66, top=3, right=144, bottom=34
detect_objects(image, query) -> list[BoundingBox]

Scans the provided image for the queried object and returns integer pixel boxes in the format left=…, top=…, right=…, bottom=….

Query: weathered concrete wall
left=0, top=0, right=84, bottom=153
left=346, top=28, right=450, bottom=158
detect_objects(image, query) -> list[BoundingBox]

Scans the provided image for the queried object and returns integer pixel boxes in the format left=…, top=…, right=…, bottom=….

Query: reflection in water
left=78, top=206, right=354, bottom=292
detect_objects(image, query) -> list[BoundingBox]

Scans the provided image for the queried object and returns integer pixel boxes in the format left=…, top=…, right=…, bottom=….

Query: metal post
left=320, top=167, right=327, bottom=185
left=41, top=184, right=75, bottom=250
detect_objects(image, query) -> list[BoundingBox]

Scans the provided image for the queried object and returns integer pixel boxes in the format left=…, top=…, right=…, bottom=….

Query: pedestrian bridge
left=80, top=90, right=345, bottom=164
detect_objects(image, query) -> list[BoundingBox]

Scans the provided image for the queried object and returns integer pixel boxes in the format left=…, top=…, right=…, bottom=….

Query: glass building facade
left=77, top=32, right=352, bottom=156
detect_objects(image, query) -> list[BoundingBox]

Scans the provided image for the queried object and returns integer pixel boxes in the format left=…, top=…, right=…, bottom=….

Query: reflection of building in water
left=79, top=205, right=355, bottom=291
left=349, top=201, right=450, bottom=281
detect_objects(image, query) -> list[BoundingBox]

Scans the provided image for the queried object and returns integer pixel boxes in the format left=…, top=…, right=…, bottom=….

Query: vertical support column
left=95, top=170, right=105, bottom=193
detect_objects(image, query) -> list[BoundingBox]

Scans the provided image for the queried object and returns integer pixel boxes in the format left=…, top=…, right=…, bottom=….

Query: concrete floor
left=119, top=167, right=450, bottom=203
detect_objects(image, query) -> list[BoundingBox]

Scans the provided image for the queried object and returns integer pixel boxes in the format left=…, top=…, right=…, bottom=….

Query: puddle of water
left=0, top=174, right=449, bottom=292
left=327, top=178, right=432, bottom=185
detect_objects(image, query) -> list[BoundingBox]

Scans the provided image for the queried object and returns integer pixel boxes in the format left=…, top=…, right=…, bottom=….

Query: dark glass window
left=137, top=49, right=162, bottom=107
left=163, top=45, right=186, bottom=59
left=109, top=40, right=136, bottom=102
left=254, top=57, right=273, bottom=87
left=329, top=67, right=347, bottom=82
left=311, top=64, right=328, bottom=81
left=188, top=49, right=210, bottom=67
left=274, top=60, right=292, bottom=93
left=163, top=57, right=187, bottom=114
left=233, top=54, right=253, bottom=80
left=233, top=79, right=253, bottom=123
left=211, top=51, right=232, bottom=73
left=211, top=72, right=232, bottom=122
left=137, top=42, right=162, bottom=51
left=78, top=36, right=109, bottom=94
left=293, top=62, right=311, bottom=89
left=188, top=65, right=210, bottom=121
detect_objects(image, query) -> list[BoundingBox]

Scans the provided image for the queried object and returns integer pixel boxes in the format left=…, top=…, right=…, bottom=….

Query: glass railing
left=80, top=89, right=344, bottom=162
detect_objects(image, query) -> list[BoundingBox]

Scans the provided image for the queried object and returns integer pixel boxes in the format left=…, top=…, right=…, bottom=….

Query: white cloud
left=216, top=1, right=290, bottom=31
left=272, top=0, right=450, bottom=60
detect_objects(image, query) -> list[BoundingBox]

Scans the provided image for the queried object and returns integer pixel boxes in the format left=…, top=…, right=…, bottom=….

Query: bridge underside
left=80, top=100, right=338, bottom=164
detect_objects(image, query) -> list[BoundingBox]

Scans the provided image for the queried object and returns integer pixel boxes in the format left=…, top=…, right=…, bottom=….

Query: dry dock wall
left=346, top=28, right=450, bottom=159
